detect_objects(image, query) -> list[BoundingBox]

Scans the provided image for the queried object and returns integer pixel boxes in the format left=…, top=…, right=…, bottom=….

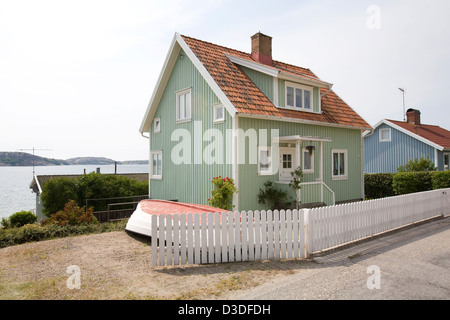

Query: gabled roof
left=364, top=119, right=450, bottom=151
left=140, top=33, right=371, bottom=133
left=388, top=119, right=450, bottom=150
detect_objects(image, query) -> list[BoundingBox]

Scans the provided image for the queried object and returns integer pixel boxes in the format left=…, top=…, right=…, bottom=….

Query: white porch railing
left=300, top=181, right=335, bottom=206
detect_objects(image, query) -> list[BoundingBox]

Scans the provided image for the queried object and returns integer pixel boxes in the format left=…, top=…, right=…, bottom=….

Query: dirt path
left=0, top=230, right=315, bottom=300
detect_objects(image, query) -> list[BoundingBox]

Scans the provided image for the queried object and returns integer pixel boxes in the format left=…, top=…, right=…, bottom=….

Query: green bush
left=397, top=156, right=437, bottom=172
left=208, top=176, right=238, bottom=211
left=431, top=171, right=450, bottom=189
left=8, top=211, right=37, bottom=228
left=258, top=181, right=294, bottom=210
left=0, top=219, right=128, bottom=248
left=364, top=173, right=395, bottom=199
left=392, top=171, right=433, bottom=195
left=41, top=173, right=149, bottom=215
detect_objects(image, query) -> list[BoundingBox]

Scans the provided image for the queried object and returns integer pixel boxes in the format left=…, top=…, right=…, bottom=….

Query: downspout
left=141, top=132, right=151, bottom=199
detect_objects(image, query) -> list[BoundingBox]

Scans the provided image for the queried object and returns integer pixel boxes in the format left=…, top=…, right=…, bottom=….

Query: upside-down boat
left=125, top=199, right=225, bottom=237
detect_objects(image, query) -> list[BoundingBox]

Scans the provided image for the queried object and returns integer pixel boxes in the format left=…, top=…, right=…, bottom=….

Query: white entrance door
left=279, top=148, right=296, bottom=181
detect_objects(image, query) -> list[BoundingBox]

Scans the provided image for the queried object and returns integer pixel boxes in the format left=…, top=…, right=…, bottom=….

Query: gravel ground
left=0, top=230, right=315, bottom=300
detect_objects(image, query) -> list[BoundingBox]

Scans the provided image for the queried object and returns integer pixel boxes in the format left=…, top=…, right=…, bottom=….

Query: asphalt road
left=236, top=216, right=450, bottom=300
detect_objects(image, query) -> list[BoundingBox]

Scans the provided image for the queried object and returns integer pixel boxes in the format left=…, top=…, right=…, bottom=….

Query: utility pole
left=399, top=88, right=406, bottom=121
left=17, top=147, right=53, bottom=177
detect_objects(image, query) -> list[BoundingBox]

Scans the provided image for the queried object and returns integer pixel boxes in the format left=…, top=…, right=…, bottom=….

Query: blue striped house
left=363, top=109, right=450, bottom=173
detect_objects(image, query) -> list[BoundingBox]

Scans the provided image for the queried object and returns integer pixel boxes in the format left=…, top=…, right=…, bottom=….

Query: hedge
left=365, top=171, right=450, bottom=199
left=0, top=220, right=128, bottom=248
left=364, top=173, right=395, bottom=199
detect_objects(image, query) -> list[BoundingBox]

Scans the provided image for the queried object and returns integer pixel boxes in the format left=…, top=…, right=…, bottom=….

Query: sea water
left=0, top=164, right=149, bottom=219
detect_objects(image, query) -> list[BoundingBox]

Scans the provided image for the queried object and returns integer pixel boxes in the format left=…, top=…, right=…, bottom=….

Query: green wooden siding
left=237, top=117, right=363, bottom=211
left=240, top=66, right=274, bottom=102
left=150, top=49, right=233, bottom=205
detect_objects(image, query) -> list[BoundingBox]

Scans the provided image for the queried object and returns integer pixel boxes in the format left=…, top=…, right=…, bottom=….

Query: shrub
left=41, top=200, right=98, bottom=226
left=8, top=211, right=37, bottom=228
left=432, top=171, right=450, bottom=189
left=258, top=181, right=294, bottom=210
left=392, top=171, right=433, bottom=195
left=208, top=176, right=237, bottom=211
left=41, top=173, right=149, bottom=215
left=0, top=219, right=128, bottom=248
left=364, top=173, right=395, bottom=199
left=397, top=156, right=437, bottom=172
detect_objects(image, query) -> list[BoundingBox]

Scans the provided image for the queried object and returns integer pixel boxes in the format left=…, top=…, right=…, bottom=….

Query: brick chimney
left=251, top=32, right=272, bottom=66
left=406, top=108, right=421, bottom=125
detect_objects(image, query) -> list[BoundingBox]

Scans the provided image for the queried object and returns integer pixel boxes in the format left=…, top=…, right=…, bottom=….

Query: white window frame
left=444, top=153, right=450, bottom=171
left=154, top=117, right=161, bottom=133
left=176, top=88, right=192, bottom=123
left=379, top=128, right=391, bottom=142
left=302, top=148, right=315, bottom=174
left=285, top=81, right=313, bottom=111
left=258, top=146, right=272, bottom=176
left=332, top=149, right=348, bottom=180
left=213, top=103, right=225, bottom=123
left=151, top=151, right=163, bottom=180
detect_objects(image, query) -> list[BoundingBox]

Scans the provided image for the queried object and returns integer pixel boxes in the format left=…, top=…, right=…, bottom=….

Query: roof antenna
left=398, top=88, right=406, bottom=121
left=16, top=147, right=53, bottom=177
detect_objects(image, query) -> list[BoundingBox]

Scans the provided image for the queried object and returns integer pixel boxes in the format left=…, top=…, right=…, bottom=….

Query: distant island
left=0, top=152, right=148, bottom=167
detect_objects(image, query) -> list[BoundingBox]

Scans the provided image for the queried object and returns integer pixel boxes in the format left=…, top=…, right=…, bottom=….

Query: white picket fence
left=150, top=188, right=450, bottom=267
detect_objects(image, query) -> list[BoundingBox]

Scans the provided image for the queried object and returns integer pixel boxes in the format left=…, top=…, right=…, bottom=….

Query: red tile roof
left=181, top=35, right=371, bottom=130
left=388, top=119, right=450, bottom=149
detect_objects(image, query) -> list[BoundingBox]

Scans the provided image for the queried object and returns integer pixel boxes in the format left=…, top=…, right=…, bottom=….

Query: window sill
left=213, top=119, right=225, bottom=124
left=332, top=175, right=348, bottom=181
left=151, top=176, right=163, bottom=180
left=176, top=118, right=192, bottom=124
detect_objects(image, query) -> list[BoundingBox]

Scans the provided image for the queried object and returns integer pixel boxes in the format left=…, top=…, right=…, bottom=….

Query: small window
left=258, top=147, right=272, bottom=175
left=285, top=82, right=312, bottom=110
left=302, top=149, right=314, bottom=174
left=332, top=149, right=348, bottom=180
left=176, top=89, right=191, bottom=122
left=444, top=154, right=449, bottom=171
left=379, top=128, right=391, bottom=142
left=154, top=118, right=161, bottom=133
left=151, top=151, right=162, bottom=179
left=214, top=104, right=225, bottom=123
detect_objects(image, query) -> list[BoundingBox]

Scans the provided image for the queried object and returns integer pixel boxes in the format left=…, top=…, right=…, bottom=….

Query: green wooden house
left=140, top=32, right=372, bottom=211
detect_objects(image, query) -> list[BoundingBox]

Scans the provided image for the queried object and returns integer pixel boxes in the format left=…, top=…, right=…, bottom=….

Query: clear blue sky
left=1, top=0, right=449, bottom=161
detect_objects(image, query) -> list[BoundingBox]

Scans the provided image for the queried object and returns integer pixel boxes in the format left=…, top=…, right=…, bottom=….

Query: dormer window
left=285, top=82, right=312, bottom=110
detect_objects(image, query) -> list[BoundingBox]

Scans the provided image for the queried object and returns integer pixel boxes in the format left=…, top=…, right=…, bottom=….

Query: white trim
left=285, top=81, right=313, bottom=111
left=277, top=135, right=332, bottom=143
left=213, top=103, right=225, bottom=123
left=278, top=147, right=296, bottom=181
left=232, top=116, right=239, bottom=209
left=177, top=34, right=237, bottom=118
left=273, top=77, right=279, bottom=105
left=140, top=34, right=180, bottom=133
left=225, top=53, right=333, bottom=89
left=302, top=148, right=315, bottom=174
left=153, top=117, right=161, bottom=133
left=364, top=119, right=445, bottom=151
left=150, top=151, right=163, bottom=180
left=226, top=54, right=279, bottom=77
left=239, top=112, right=370, bottom=131
left=444, top=152, right=450, bottom=171
left=331, top=149, right=348, bottom=180
left=258, top=146, right=272, bottom=176
left=379, top=128, right=391, bottom=142
left=140, top=32, right=237, bottom=133
left=176, top=87, right=192, bottom=123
